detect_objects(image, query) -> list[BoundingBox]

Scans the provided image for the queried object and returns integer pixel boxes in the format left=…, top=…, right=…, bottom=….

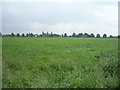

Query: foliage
left=2, top=32, right=118, bottom=38
left=96, top=34, right=101, bottom=38
left=103, top=34, right=107, bottom=38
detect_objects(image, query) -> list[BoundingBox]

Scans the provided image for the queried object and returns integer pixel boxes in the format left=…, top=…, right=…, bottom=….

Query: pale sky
left=1, top=0, right=118, bottom=36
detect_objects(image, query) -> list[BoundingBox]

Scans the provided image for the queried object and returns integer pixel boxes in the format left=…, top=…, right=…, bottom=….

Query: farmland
left=2, top=37, right=119, bottom=88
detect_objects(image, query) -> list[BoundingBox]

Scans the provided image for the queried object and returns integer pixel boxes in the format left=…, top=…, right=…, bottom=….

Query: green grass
left=2, top=37, right=119, bottom=88
left=0, top=37, right=2, bottom=89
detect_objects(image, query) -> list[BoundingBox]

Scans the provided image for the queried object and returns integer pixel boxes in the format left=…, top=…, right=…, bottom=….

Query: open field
left=2, top=37, right=119, bottom=88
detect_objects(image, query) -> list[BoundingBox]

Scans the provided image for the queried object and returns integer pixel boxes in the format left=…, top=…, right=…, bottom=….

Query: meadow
left=2, top=37, right=119, bottom=88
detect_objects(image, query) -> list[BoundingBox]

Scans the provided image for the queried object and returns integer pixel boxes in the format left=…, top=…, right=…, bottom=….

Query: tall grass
left=0, top=37, right=2, bottom=89
left=2, top=37, right=119, bottom=88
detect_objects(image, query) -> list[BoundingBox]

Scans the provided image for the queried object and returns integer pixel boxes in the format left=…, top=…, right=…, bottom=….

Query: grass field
left=2, top=37, right=119, bottom=88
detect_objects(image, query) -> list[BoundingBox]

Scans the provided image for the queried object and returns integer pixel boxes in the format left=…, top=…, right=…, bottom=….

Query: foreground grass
left=2, top=37, right=119, bottom=88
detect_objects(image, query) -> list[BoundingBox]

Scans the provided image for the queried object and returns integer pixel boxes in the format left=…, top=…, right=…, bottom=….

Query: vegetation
left=103, top=34, right=107, bottom=38
left=96, top=34, right=101, bottom=38
left=2, top=37, right=119, bottom=88
left=1, top=32, right=119, bottom=38
left=0, top=36, right=2, bottom=89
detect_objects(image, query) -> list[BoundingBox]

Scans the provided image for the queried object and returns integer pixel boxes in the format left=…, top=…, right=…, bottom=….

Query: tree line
left=1, top=32, right=119, bottom=38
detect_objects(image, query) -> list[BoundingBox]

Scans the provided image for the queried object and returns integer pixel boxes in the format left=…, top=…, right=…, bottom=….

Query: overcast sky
left=2, top=0, right=118, bottom=36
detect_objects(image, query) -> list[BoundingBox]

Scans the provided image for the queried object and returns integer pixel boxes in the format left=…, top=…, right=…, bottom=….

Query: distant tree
left=40, top=34, right=42, bottom=37
left=84, top=33, right=89, bottom=38
left=53, top=33, right=55, bottom=37
left=57, top=34, right=60, bottom=37
left=53, top=33, right=59, bottom=37
left=78, top=33, right=83, bottom=37
left=96, top=34, right=101, bottom=38
left=42, top=32, right=45, bottom=37
left=42, top=32, right=44, bottom=35
left=68, top=35, right=72, bottom=37
left=103, top=34, right=107, bottom=38
left=22, top=33, right=25, bottom=37
left=109, top=35, right=113, bottom=38
left=11, top=33, right=15, bottom=37
left=72, top=33, right=76, bottom=37
left=62, top=34, right=64, bottom=37
left=26, top=33, right=29, bottom=37
left=17, top=33, right=20, bottom=37
left=0, top=32, right=2, bottom=37
left=30, top=33, right=34, bottom=37
left=46, top=32, right=49, bottom=37
left=90, top=33, right=95, bottom=38
left=50, top=32, right=53, bottom=37
left=42, top=32, right=47, bottom=37
left=118, top=35, right=120, bottom=38
left=64, top=33, right=67, bottom=37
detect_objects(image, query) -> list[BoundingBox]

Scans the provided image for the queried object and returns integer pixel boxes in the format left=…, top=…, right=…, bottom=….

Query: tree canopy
left=1, top=32, right=118, bottom=38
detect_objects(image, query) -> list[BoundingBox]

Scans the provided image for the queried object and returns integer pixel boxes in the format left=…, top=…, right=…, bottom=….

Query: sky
left=1, top=0, right=119, bottom=36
